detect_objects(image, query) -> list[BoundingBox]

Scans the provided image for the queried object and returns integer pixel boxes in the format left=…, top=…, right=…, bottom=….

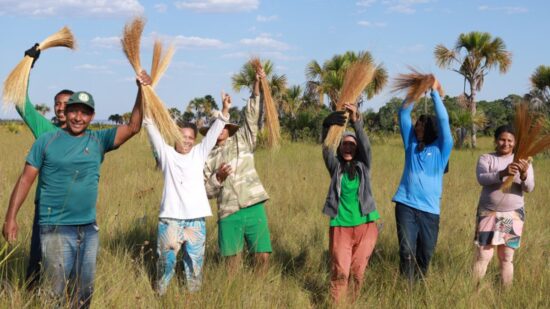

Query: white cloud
left=174, top=0, right=259, bottom=12
left=0, top=0, right=143, bottom=17
left=478, top=5, right=528, bottom=14
left=155, top=3, right=168, bottom=13
left=357, top=20, right=387, bottom=27
left=389, top=4, right=415, bottom=14
left=75, top=64, right=113, bottom=74
left=257, top=14, right=278, bottom=22
left=91, top=36, right=121, bottom=49
left=384, top=0, right=434, bottom=14
left=356, top=0, right=376, bottom=7
left=172, top=35, right=225, bottom=49
left=240, top=34, right=289, bottom=51
left=222, top=51, right=299, bottom=61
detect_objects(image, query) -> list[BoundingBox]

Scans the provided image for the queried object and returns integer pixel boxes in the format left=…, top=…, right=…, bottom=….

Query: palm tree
left=108, top=114, right=123, bottom=125
left=434, top=31, right=511, bottom=147
left=168, top=107, right=181, bottom=121
left=35, top=103, right=50, bottom=116
left=281, top=85, right=303, bottom=120
left=526, top=65, right=550, bottom=111
left=185, top=95, right=218, bottom=124
left=231, top=59, right=287, bottom=100
left=305, top=50, right=387, bottom=111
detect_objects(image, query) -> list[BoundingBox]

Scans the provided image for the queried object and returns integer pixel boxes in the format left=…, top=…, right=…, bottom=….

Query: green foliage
left=2, top=129, right=550, bottom=307
left=306, top=50, right=387, bottom=110
left=108, top=114, right=123, bottom=125
left=231, top=59, right=287, bottom=100
left=185, top=95, right=219, bottom=124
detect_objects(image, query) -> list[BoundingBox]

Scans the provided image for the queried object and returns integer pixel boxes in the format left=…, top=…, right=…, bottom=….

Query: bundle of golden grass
left=392, top=68, right=445, bottom=107
left=121, top=17, right=181, bottom=145
left=501, top=102, right=550, bottom=191
left=250, top=57, right=280, bottom=149
left=3, top=27, right=75, bottom=111
left=323, top=60, right=376, bottom=150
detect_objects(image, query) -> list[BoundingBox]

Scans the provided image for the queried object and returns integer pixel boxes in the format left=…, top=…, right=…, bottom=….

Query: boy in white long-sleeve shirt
left=144, top=94, right=231, bottom=294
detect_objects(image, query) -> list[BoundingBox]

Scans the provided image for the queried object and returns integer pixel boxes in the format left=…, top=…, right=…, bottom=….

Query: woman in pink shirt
left=473, top=125, right=534, bottom=287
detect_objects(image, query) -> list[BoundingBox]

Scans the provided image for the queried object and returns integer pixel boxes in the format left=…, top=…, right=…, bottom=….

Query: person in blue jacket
left=392, top=78, right=453, bottom=282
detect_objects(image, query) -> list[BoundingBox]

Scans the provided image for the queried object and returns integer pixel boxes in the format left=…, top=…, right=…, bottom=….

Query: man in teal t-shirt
left=12, top=44, right=73, bottom=287
left=2, top=71, right=149, bottom=308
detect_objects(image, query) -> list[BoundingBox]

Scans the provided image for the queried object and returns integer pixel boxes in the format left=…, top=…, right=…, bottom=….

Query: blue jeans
left=156, top=218, right=206, bottom=295
left=395, top=203, right=440, bottom=282
left=40, top=223, right=99, bottom=308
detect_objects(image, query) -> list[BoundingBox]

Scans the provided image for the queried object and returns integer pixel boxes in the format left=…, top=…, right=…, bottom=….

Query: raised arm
left=238, top=68, right=264, bottom=149
left=431, top=80, right=453, bottom=160
left=15, top=51, right=57, bottom=138
left=198, top=93, right=231, bottom=158
left=3, top=164, right=39, bottom=243
left=347, top=104, right=372, bottom=169
left=113, top=70, right=149, bottom=147
left=398, top=99, right=414, bottom=147
left=143, top=117, right=169, bottom=168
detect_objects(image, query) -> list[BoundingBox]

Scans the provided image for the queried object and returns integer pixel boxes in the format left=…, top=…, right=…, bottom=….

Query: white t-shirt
left=144, top=113, right=227, bottom=220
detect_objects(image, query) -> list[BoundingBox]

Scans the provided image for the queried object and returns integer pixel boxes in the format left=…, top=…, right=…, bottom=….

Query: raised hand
left=256, top=67, right=266, bottom=81
left=323, top=111, right=347, bottom=128
left=24, top=43, right=41, bottom=68
left=222, top=91, right=231, bottom=114
left=136, top=70, right=152, bottom=87
left=344, top=103, right=358, bottom=123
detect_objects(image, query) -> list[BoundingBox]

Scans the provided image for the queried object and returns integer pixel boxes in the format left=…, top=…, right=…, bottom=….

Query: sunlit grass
left=1, top=125, right=549, bottom=307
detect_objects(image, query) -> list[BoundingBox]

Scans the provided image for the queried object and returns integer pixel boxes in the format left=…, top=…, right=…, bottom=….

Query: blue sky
left=1, top=0, right=548, bottom=120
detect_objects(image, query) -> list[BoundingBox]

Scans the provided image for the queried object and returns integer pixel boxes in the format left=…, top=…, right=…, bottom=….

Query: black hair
left=494, top=125, right=515, bottom=140
left=177, top=121, right=198, bottom=138
left=54, top=89, right=74, bottom=102
left=416, top=114, right=438, bottom=146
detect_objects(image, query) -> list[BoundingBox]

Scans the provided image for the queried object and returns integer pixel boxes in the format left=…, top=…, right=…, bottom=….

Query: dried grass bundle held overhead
left=323, top=60, right=376, bottom=150
left=121, top=17, right=181, bottom=146
left=250, top=57, right=280, bottom=149
left=392, top=68, right=445, bottom=107
left=501, top=102, right=550, bottom=191
left=3, top=27, right=75, bottom=111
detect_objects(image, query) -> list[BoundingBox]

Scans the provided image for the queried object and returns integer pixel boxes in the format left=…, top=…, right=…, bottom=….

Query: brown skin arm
left=113, top=70, right=151, bottom=147
left=3, top=164, right=39, bottom=243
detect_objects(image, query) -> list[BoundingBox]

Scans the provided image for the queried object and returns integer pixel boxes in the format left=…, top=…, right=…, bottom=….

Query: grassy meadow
left=1, top=124, right=550, bottom=308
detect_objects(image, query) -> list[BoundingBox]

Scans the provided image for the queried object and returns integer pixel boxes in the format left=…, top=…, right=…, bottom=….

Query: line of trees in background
left=100, top=31, right=550, bottom=149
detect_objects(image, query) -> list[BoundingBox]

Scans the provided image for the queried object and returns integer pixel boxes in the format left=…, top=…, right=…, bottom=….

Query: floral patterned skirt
left=474, top=207, right=524, bottom=249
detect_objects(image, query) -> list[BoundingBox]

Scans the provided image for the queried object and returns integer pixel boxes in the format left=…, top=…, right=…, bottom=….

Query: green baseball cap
left=67, top=91, right=95, bottom=111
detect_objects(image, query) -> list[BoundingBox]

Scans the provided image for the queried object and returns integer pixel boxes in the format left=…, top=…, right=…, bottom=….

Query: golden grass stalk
left=250, top=57, right=280, bottom=149
left=392, top=67, right=445, bottom=107
left=501, top=102, right=550, bottom=191
left=121, top=17, right=182, bottom=145
left=150, top=40, right=175, bottom=88
left=323, top=60, right=376, bottom=150
left=3, top=26, right=76, bottom=110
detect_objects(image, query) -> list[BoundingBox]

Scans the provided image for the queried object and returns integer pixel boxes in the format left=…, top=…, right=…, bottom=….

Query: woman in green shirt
left=321, top=103, right=380, bottom=304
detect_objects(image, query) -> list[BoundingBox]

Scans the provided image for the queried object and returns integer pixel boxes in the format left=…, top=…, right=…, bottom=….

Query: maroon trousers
left=329, top=222, right=378, bottom=303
